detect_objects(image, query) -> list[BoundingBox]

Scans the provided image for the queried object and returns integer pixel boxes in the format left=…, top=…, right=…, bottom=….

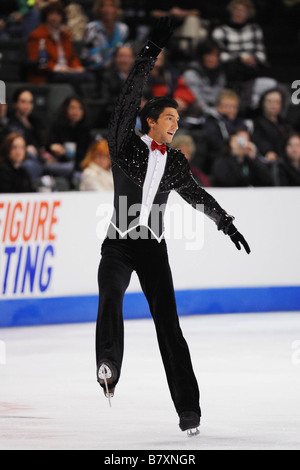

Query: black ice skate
left=179, top=411, right=200, bottom=437
left=97, top=361, right=116, bottom=407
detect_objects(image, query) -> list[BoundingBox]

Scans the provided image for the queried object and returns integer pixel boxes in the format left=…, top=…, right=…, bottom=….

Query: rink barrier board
left=0, top=285, right=300, bottom=327
left=1, top=188, right=300, bottom=327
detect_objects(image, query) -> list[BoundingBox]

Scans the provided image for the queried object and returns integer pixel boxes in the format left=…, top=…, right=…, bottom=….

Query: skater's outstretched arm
left=175, top=156, right=251, bottom=254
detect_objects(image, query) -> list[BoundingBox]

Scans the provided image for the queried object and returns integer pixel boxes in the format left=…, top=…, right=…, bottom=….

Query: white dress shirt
left=140, top=134, right=167, bottom=228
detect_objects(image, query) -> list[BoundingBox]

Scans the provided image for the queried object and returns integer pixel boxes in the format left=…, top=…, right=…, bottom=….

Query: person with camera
left=212, top=128, right=272, bottom=187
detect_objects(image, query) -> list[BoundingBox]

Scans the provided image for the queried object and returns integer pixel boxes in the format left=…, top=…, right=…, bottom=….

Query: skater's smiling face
left=147, top=107, right=179, bottom=145
left=140, top=96, right=179, bottom=145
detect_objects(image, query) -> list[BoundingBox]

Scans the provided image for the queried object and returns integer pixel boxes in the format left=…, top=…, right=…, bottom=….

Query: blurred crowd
left=0, top=0, right=300, bottom=193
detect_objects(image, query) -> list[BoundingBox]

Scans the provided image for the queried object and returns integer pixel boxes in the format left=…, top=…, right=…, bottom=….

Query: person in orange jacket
left=27, top=1, right=92, bottom=87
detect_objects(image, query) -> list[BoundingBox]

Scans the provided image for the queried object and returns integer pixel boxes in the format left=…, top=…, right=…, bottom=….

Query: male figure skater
left=95, top=18, right=250, bottom=435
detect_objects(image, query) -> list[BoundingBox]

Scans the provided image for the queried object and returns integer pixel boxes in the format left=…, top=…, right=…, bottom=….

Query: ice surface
left=0, top=312, right=300, bottom=450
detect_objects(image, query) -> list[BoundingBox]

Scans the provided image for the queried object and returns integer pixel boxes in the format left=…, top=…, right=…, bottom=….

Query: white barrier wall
left=0, top=188, right=299, bottom=326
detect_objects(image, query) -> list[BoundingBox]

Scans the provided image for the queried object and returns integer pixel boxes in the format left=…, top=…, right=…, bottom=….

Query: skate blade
left=105, top=388, right=112, bottom=408
left=98, top=365, right=113, bottom=408
left=187, top=427, right=200, bottom=437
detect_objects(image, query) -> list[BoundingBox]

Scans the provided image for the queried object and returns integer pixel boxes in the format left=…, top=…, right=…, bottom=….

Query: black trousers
left=95, top=233, right=201, bottom=416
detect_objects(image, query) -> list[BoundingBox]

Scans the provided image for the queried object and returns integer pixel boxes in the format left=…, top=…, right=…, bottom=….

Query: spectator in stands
left=0, top=132, right=35, bottom=193
left=183, top=38, right=227, bottom=117
left=212, top=128, right=272, bottom=187
left=252, top=87, right=293, bottom=163
left=3, top=88, right=46, bottom=180
left=202, top=89, right=248, bottom=173
left=27, top=1, right=92, bottom=89
left=277, top=132, right=300, bottom=186
left=5, top=88, right=46, bottom=157
left=212, top=0, right=267, bottom=83
left=170, top=134, right=211, bottom=187
left=46, top=95, right=92, bottom=173
left=81, top=0, right=129, bottom=74
left=80, top=139, right=113, bottom=191
left=100, top=44, right=135, bottom=125
left=142, top=50, right=200, bottom=129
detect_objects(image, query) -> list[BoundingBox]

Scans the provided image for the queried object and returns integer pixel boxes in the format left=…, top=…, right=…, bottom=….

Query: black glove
left=149, top=16, right=174, bottom=49
left=228, top=224, right=251, bottom=254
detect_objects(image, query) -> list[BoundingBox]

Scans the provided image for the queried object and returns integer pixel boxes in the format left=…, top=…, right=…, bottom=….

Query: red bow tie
left=151, top=140, right=167, bottom=155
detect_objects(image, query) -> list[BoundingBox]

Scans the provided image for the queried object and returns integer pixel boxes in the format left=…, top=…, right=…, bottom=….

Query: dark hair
left=41, top=1, right=67, bottom=24
left=140, top=96, right=178, bottom=135
left=196, top=38, right=221, bottom=59
left=258, top=87, right=285, bottom=112
left=230, top=126, right=250, bottom=137
left=286, top=131, right=300, bottom=143
left=8, top=88, right=34, bottom=120
left=93, top=0, right=121, bottom=20
left=58, top=95, right=88, bottom=122
left=11, top=87, right=34, bottom=104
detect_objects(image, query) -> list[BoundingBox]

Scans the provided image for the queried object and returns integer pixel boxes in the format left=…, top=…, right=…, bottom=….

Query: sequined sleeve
left=175, top=156, right=235, bottom=234
left=108, top=41, right=161, bottom=162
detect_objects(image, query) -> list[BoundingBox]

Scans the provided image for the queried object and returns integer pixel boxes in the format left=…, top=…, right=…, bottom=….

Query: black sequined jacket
left=107, top=40, right=234, bottom=240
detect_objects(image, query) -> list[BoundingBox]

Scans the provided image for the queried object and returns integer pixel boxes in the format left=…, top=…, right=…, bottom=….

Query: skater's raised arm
left=108, top=17, right=173, bottom=161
